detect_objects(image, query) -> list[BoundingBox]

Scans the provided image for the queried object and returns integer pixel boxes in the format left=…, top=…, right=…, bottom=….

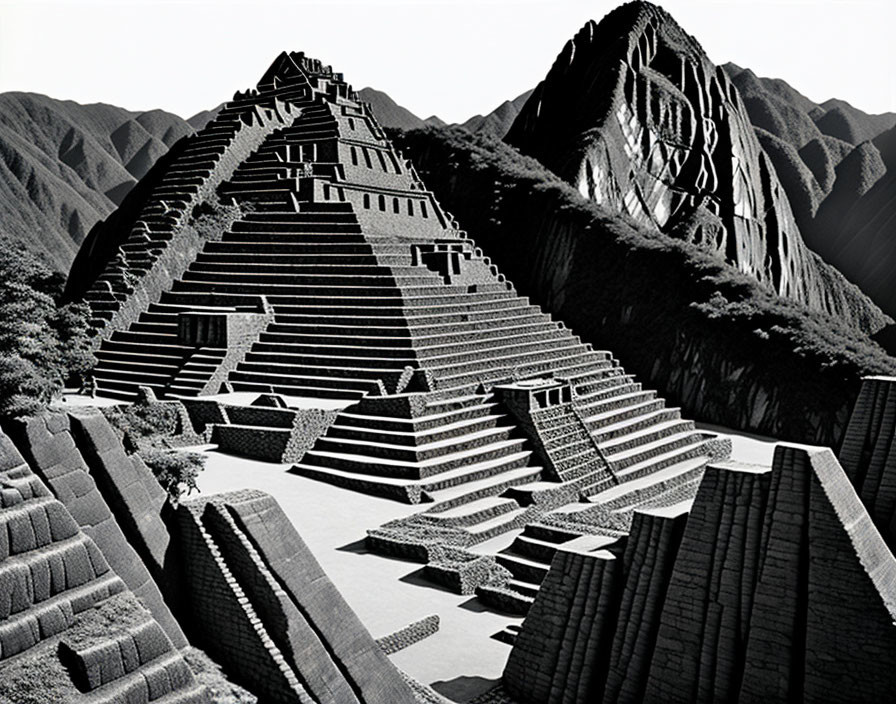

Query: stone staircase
left=0, top=436, right=208, bottom=703
left=91, top=202, right=385, bottom=400
left=294, top=393, right=543, bottom=504
left=78, top=50, right=721, bottom=612
left=83, top=100, right=296, bottom=333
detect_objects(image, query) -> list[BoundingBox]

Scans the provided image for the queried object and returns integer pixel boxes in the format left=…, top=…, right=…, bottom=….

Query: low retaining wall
left=376, top=615, right=440, bottom=655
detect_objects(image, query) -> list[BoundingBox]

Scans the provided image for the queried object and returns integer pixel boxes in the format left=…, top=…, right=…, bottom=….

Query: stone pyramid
left=71, top=50, right=721, bottom=608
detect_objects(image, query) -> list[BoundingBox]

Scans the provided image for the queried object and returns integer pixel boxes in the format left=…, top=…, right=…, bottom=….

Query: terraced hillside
left=69, top=50, right=722, bottom=609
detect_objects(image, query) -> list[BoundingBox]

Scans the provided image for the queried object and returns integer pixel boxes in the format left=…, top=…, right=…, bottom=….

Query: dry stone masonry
left=44, top=28, right=896, bottom=704
left=177, top=489, right=418, bottom=704
left=0, top=401, right=437, bottom=702
left=0, top=427, right=208, bottom=703
left=837, top=375, right=896, bottom=550
left=504, top=444, right=896, bottom=703
left=72, top=49, right=725, bottom=608
left=2, top=411, right=186, bottom=649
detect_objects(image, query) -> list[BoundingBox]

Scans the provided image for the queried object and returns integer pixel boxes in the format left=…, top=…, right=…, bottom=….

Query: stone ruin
left=73, top=48, right=726, bottom=610
left=177, top=489, right=418, bottom=703
left=0, top=422, right=206, bottom=703
left=58, top=47, right=896, bottom=701
left=502, top=378, right=896, bottom=703
left=503, top=447, right=896, bottom=704
left=0, top=409, right=426, bottom=702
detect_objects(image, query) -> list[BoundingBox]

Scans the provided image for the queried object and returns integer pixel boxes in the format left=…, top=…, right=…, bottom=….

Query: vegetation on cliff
left=502, top=4, right=888, bottom=332
left=393, top=126, right=896, bottom=444
left=0, top=235, right=93, bottom=418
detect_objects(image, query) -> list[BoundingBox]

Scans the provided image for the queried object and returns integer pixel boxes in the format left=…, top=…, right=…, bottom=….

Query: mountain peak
left=506, top=1, right=886, bottom=331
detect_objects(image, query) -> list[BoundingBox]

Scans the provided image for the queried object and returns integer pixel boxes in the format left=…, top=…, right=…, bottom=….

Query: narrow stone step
left=300, top=438, right=529, bottom=480
left=467, top=506, right=529, bottom=543
left=495, top=553, right=550, bottom=584
left=423, top=495, right=520, bottom=526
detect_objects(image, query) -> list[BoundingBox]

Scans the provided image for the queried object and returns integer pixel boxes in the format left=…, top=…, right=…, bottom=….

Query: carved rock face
left=506, top=1, right=883, bottom=326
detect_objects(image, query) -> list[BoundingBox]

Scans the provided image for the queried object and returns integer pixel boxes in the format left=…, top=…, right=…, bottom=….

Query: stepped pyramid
left=73, top=51, right=720, bottom=606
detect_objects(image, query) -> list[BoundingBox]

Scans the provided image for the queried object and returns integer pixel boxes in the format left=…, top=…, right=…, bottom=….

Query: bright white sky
left=0, top=0, right=893, bottom=122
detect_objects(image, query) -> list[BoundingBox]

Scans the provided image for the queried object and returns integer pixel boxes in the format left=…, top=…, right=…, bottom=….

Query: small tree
left=139, top=449, right=206, bottom=504
left=0, top=236, right=93, bottom=418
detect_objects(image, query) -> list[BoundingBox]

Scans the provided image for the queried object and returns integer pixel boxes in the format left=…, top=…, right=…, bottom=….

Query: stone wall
left=2, top=411, right=186, bottom=648
left=213, top=424, right=292, bottom=462
left=503, top=542, right=624, bottom=702
left=198, top=304, right=275, bottom=395
left=836, top=375, right=896, bottom=550
left=224, top=490, right=418, bottom=703
left=178, top=496, right=302, bottom=701
left=0, top=427, right=207, bottom=703
left=375, top=615, right=440, bottom=655
left=68, top=410, right=174, bottom=590
left=347, top=186, right=450, bottom=240
left=214, top=405, right=339, bottom=463
left=177, top=490, right=418, bottom=704
left=645, top=463, right=771, bottom=702
left=503, top=445, right=896, bottom=703
left=180, top=398, right=230, bottom=438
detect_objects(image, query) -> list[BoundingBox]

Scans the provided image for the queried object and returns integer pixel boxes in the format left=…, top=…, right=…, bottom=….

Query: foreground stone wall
left=504, top=445, right=896, bottom=703
left=178, top=489, right=418, bottom=704
left=2, top=411, right=186, bottom=648
left=68, top=411, right=175, bottom=589
left=837, top=375, right=896, bottom=550
left=0, top=428, right=207, bottom=703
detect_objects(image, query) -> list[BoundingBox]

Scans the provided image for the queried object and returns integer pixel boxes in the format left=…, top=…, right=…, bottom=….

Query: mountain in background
left=359, top=86, right=531, bottom=138
left=0, top=84, right=527, bottom=274
left=722, top=63, right=896, bottom=321
left=2, top=13, right=896, bottom=325
left=357, top=87, right=445, bottom=130
left=0, top=92, right=212, bottom=270
left=460, top=89, right=534, bottom=137
left=503, top=1, right=886, bottom=333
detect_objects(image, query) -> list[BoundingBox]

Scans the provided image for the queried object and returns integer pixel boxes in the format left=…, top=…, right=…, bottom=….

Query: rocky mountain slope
left=0, top=92, right=201, bottom=270
left=461, top=89, right=533, bottom=137
left=394, top=126, right=896, bottom=445
left=504, top=1, right=887, bottom=333
left=722, top=64, right=896, bottom=320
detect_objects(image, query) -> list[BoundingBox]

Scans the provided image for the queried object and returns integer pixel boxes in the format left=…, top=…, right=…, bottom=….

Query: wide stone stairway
left=79, top=50, right=721, bottom=611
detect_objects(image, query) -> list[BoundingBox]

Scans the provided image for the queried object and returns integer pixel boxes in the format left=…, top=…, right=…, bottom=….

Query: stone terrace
left=79, top=50, right=722, bottom=610
left=0, top=431, right=208, bottom=703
